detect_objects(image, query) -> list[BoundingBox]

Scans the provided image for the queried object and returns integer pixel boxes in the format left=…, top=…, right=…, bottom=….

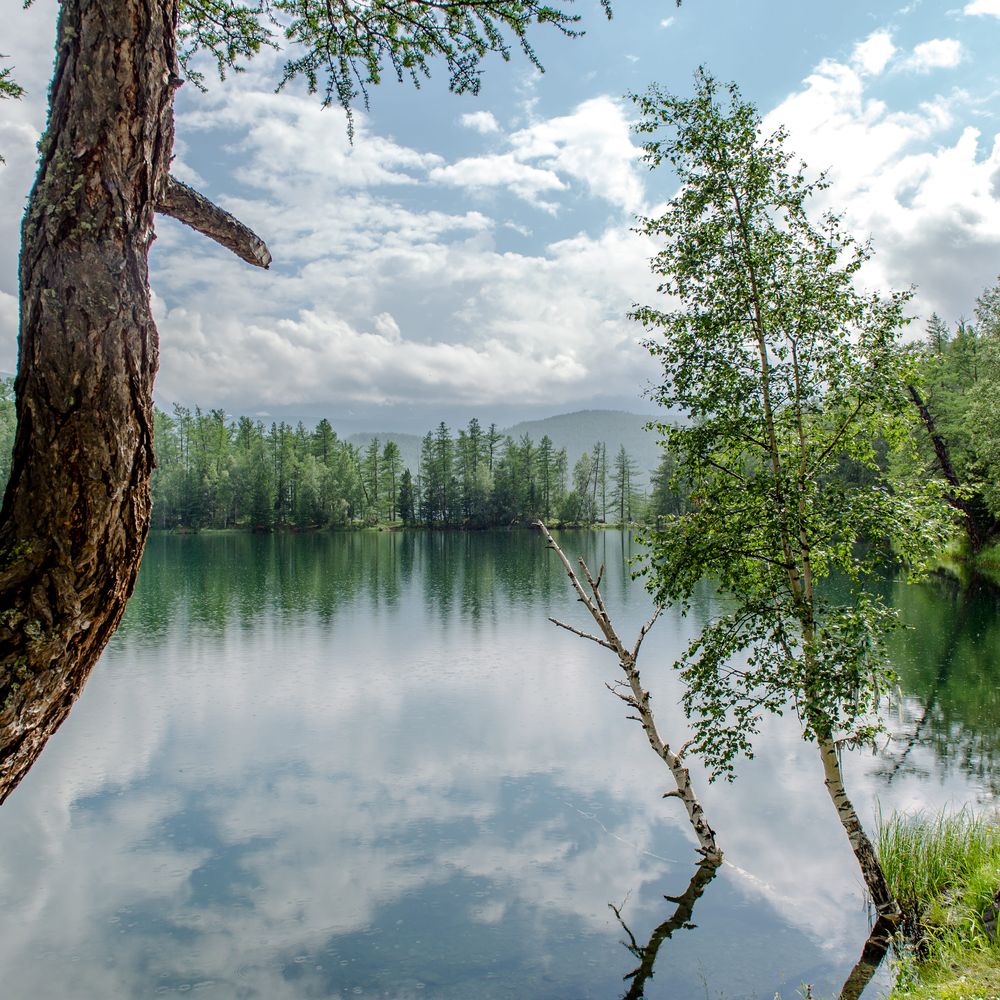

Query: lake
left=0, top=530, right=996, bottom=999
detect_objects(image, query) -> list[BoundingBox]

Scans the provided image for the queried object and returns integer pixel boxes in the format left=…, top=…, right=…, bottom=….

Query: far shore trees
left=629, top=70, right=951, bottom=917
left=908, top=286, right=1000, bottom=555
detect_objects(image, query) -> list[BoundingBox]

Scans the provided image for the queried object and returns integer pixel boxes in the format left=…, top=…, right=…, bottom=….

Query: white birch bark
left=536, top=521, right=720, bottom=860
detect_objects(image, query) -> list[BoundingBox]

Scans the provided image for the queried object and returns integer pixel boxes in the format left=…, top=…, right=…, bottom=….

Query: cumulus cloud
left=903, top=38, right=964, bottom=72
left=964, top=0, right=1000, bottom=14
left=851, top=30, right=896, bottom=75
left=765, top=53, right=1000, bottom=321
left=151, top=215, right=656, bottom=409
left=138, top=86, right=658, bottom=409
left=430, top=153, right=567, bottom=210
left=431, top=97, right=644, bottom=215
left=459, top=109, right=501, bottom=134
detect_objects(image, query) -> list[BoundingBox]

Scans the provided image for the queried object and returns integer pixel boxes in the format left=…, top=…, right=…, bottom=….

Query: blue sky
left=2, top=0, right=1000, bottom=430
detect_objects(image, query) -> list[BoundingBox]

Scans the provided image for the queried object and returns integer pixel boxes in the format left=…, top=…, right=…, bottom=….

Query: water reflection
left=839, top=916, right=896, bottom=1000
left=611, top=859, right=720, bottom=1000
left=882, top=575, right=1000, bottom=797
left=0, top=532, right=995, bottom=998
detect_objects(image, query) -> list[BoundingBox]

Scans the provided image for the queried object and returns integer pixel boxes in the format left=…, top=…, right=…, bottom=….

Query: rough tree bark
left=0, top=0, right=269, bottom=804
left=535, top=521, right=721, bottom=860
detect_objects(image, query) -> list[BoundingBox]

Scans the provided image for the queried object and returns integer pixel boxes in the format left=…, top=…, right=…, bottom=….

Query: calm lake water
left=0, top=530, right=997, bottom=999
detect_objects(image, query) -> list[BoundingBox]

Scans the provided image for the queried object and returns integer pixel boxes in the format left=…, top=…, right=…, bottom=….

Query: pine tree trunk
left=0, top=0, right=178, bottom=803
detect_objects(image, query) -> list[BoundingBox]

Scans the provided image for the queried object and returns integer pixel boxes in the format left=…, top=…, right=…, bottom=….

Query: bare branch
left=549, top=617, right=615, bottom=651
left=580, top=556, right=612, bottom=623
left=158, top=176, right=272, bottom=269
left=536, top=520, right=721, bottom=861
left=632, top=605, right=664, bottom=661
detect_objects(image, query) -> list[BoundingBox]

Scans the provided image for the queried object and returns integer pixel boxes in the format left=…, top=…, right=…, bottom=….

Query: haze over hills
left=347, top=409, right=665, bottom=480
left=211, top=395, right=661, bottom=439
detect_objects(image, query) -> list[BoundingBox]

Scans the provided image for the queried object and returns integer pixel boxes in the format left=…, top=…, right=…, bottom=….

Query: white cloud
left=459, top=110, right=500, bottom=134
left=508, top=97, right=645, bottom=214
left=184, top=90, right=443, bottom=190
left=430, top=153, right=567, bottom=210
left=431, top=97, right=644, bottom=217
left=660, top=16, right=675, bottom=28
left=851, top=30, right=896, bottom=75
left=903, top=38, right=964, bottom=72
left=151, top=215, right=657, bottom=408
left=964, top=0, right=1000, bottom=14
left=142, top=81, right=659, bottom=412
left=765, top=53, right=1000, bottom=322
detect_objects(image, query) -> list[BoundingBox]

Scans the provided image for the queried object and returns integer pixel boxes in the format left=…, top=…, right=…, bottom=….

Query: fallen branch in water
left=535, top=521, right=720, bottom=860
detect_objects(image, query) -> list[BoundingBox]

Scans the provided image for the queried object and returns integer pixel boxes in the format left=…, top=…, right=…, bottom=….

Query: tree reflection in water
left=609, top=859, right=720, bottom=1000
left=609, top=861, right=897, bottom=1000
left=837, top=915, right=896, bottom=1000
left=881, top=575, right=1000, bottom=796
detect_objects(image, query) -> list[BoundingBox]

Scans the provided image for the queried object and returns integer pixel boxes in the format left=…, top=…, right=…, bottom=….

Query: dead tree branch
left=535, top=521, right=720, bottom=860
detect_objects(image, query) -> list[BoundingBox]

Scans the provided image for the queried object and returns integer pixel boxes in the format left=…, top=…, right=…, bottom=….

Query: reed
left=878, top=809, right=1000, bottom=998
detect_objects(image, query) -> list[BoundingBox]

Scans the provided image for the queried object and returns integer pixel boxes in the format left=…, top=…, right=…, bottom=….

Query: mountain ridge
left=346, top=408, right=663, bottom=479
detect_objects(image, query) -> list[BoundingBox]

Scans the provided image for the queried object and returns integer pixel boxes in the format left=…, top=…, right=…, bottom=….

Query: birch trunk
left=819, top=736, right=896, bottom=918
left=536, top=521, right=720, bottom=860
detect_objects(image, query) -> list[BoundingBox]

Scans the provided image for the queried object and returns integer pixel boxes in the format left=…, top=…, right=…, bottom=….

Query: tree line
left=909, top=284, right=1000, bottom=554
left=144, top=407, right=653, bottom=530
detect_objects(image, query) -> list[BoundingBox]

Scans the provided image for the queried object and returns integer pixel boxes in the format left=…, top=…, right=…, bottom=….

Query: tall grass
left=879, top=809, right=1000, bottom=998
left=879, top=809, right=1000, bottom=921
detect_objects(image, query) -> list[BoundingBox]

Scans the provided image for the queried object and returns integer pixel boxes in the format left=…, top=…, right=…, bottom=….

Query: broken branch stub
left=158, top=176, right=272, bottom=269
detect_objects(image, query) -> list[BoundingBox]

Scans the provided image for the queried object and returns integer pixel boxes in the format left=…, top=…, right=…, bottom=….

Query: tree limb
left=536, top=520, right=721, bottom=861
left=158, top=176, right=272, bottom=269
left=549, top=616, right=615, bottom=651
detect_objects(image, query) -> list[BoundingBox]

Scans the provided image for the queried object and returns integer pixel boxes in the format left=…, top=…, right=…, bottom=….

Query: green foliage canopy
left=630, top=70, right=951, bottom=779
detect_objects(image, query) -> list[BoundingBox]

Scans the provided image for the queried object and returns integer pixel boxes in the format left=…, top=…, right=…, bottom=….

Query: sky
left=2, top=0, right=1000, bottom=431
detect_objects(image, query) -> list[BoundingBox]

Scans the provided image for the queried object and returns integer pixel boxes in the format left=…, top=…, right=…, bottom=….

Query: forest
left=1, top=278, right=998, bottom=545
left=144, top=411, right=647, bottom=529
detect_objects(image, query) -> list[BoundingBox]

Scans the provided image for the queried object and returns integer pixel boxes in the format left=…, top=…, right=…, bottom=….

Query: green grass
left=879, top=810, right=1000, bottom=999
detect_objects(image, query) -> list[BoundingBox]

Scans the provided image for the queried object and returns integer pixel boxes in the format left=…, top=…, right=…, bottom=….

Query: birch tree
left=0, top=0, right=620, bottom=802
left=629, top=71, right=950, bottom=916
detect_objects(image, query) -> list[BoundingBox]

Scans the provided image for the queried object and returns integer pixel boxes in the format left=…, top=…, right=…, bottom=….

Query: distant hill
left=502, top=410, right=662, bottom=479
left=345, top=431, right=424, bottom=475
left=348, top=409, right=665, bottom=482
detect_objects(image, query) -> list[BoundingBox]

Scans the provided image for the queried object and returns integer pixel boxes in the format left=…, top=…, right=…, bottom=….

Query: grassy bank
left=880, top=810, right=1000, bottom=999
left=934, top=536, right=1000, bottom=589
